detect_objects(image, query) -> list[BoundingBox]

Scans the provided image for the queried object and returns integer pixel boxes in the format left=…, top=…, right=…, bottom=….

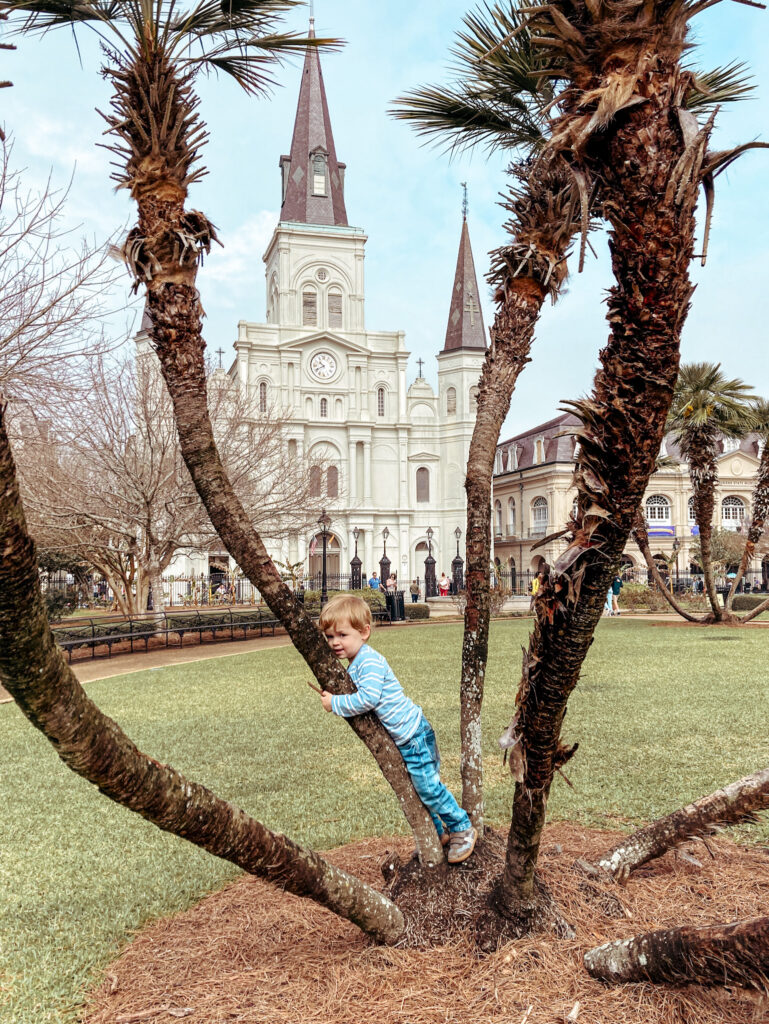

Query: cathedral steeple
left=279, top=21, right=348, bottom=227
left=441, top=206, right=487, bottom=353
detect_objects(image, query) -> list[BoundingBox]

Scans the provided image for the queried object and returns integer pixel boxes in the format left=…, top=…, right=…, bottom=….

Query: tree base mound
left=82, top=824, right=769, bottom=1024
left=383, top=827, right=576, bottom=950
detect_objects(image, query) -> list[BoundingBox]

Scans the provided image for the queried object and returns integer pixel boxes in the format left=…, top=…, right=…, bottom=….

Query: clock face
left=310, top=351, right=337, bottom=380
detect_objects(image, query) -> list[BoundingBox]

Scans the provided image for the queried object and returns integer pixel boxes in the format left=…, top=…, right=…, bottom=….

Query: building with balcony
left=492, top=412, right=768, bottom=588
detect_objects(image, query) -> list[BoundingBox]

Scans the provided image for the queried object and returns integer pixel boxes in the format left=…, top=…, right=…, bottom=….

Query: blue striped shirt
left=330, top=644, right=423, bottom=745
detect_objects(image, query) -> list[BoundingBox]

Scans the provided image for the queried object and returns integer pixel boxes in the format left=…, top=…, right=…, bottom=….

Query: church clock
left=310, top=351, right=337, bottom=380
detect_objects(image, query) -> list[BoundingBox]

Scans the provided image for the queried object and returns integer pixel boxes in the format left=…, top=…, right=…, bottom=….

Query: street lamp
left=452, top=526, right=464, bottom=593
left=379, top=526, right=391, bottom=586
left=350, top=526, right=362, bottom=590
left=318, top=509, right=331, bottom=608
left=424, top=526, right=437, bottom=598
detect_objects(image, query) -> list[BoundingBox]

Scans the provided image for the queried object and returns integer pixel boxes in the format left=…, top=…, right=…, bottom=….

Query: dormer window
left=312, top=153, right=327, bottom=196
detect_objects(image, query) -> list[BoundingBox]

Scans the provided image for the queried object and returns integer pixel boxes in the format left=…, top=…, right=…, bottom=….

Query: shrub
left=732, top=594, right=769, bottom=612
left=404, top=602, right=429, bottom=620
left=44, top=589, right=76, bottom=623
left=301, top=588, right=386, bottom=610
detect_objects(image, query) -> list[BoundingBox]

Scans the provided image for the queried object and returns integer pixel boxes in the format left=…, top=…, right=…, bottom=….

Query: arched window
left=446, top=387, right=456, bottom=415
left=302, top=289, right=317, bottom=327
left=416, top=467, right=429, bottom=503
left=312, top=153, right=327, bottom=196
left=494, top=500, right=503, bottom=536
left=319, top=397, right=328, bottom=419
left=309, top=466, right=321, bottom=497
left=288, top=439, right=297, bottom=461
left=494, top=450, right=502, bottom=475
left=327, top=466, right=339, bottom=499
left=571, top=495, right=579, bottom=520
left=645, top=494, right=671, bottom=523
left=688, top=496, right=696, bottom=523
left=531, top=496, right=548, bottom=534
left=259, top=381, right=267, bottom=413
left=507, top=498, right=516, bottom=535
left=469, top=386, right=479, bottom=411
left=377, top=387, right=385, bottom=417
left=535, top=438, right=545, bottom=464
left=721, top=495, right=746, bottom=529
left=327, top=289, right=343, bottom=329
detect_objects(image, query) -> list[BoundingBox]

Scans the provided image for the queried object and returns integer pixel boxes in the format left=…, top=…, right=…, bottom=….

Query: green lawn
left=1, top=618, right=768, bottom=1023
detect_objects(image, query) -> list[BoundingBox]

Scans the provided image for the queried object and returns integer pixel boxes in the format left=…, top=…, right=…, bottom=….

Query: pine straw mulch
left=82, top=823, right=769, bottom=1024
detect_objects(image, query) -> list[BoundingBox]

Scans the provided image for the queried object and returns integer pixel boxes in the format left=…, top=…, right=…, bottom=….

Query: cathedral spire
left=279, top=22, right=348, bottom=227
left=441, top=207, right=487, bottom=353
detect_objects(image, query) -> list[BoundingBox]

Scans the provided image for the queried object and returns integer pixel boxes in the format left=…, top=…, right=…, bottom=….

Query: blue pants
left=397, top=718, right=471, bottom=836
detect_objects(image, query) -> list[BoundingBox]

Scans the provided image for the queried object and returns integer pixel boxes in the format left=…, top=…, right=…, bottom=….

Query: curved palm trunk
left=460, top=278, right=545, bottom=829
left=0, top=407, right=404, bottom=944
left=584, top=915, right=769, bottom=990
left=591, top=767, right=769, bottom=880
left=632, top=511, right=702, bottom=622
left=496, top=64, right=702, bottom=926
left=725, top=446, right=769, bottom=612
left=145, top=279, right=442, bottom=868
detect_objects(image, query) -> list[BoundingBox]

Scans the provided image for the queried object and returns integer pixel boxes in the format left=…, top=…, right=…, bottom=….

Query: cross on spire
left=416, top=357, right=424, bottom=378
left=215, top=347, right=225, bottom=369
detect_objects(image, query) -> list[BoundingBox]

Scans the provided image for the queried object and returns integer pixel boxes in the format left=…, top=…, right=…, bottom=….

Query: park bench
left=56, top=608, right=279, bottom=661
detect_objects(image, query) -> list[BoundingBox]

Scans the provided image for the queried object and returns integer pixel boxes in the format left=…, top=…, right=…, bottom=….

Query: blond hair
left=318, top=594, right=372, bottom=632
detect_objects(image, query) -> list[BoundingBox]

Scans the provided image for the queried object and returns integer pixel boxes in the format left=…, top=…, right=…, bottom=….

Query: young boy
left=317, top=594, right=477, bottom=864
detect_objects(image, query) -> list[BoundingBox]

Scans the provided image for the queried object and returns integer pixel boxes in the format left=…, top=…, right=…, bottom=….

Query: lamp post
left=452, top=526, right=464, bottom=593
left=350, top=526, right=362, bottom=590
left=379, top=526, right=391, bottom=586
left=318, top=509, right=331, bottom=608
left=424, top=526, right=437, bottom=598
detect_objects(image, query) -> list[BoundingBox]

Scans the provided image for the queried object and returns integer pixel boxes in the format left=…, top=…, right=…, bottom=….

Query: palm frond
left=685, top=62, right=755, bottom=112
left=391, top=84, right=545, bottom=157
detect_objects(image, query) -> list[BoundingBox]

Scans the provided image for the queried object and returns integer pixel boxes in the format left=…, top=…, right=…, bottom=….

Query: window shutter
left=303, top=291, right=317, bottom=326
left=328, top=291, right=343, bottom=328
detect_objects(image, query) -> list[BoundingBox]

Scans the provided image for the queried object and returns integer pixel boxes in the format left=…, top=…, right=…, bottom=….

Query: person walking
left=409, top=579, right=420, bottom=603
left=611, top=575, right=623, bottom=615
left=368, top=572, right=380, bottom=590
left=438, top=573, right=450, bottom=597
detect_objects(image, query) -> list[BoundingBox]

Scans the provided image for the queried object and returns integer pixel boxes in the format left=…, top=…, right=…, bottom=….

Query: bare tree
left=18, top=346, right=327, bottom=615
left=0, top=139, right=121, bottom=418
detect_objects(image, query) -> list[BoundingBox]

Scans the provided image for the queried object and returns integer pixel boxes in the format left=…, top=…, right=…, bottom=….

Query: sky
left=2, top=1, right=767, bottom=440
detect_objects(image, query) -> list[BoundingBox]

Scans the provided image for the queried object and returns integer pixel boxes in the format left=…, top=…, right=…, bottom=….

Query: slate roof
left=441, top=217, right=487, bottom=353
left=279, top=22, right=348, bottom=227
left=495, top=412, right=763, bottom=475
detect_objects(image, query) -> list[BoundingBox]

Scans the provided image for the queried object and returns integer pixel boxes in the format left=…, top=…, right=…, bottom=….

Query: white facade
left=230, top=219, right=484, bottom=584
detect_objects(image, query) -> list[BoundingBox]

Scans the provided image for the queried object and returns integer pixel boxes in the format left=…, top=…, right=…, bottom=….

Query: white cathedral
left=175, top=26, right=487, bottom=585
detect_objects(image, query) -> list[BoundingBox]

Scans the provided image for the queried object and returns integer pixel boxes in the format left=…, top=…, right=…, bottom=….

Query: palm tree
left=667, top=362, right=756, bottom=621
left=393, top=4, right=588, bottom=831
left=456, top=0, right=766, bottom=938
left=0, top=0, right=441, bottom=937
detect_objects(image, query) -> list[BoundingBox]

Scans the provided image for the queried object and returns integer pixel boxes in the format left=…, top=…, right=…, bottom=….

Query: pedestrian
left=529, top=569, right=544, bottom=612
left=317, top=595, right=477, bottom=864
left=438, top=573, right=450, bottom=597
left=386, top=573, right=397, bottom=594
left=611, top=574, right=623, bottom=615
left=605, top=587, right=613, bottom=616
left=368, top=572, right=380, bottom=590
left=409, top=579, right=420, bottom=603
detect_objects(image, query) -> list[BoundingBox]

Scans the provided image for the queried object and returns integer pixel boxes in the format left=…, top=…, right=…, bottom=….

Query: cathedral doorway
left=309, top=533, right=341, bottom=582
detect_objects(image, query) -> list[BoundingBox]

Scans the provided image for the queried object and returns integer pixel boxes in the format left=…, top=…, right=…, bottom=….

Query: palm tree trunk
left=725, top=446, right=769, bottom=612
left=496, top=63, right=703, bottom=929
left=145, top=279, right=443, bottom=867
left=584, top=915, right=769, bottom=989
left=590, top=767, right=769, bottom=880
left=631, top=511, right=703, bottom=622
left=0, top=405, right=404, bottom=944
left=461, top=277, right=545, bottom=829
left=688, top=445, right=724, bottom=620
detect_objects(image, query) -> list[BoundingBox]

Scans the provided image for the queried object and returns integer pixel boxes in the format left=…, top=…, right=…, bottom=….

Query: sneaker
left=440, top=831, right=450, bottom=847
left=447, top=826, right=478, bottom=864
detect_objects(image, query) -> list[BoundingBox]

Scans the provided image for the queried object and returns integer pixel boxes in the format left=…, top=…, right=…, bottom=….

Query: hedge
left=404, top=602, right=429, bottom=620
left=732, top=593, right=769, bottom=612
